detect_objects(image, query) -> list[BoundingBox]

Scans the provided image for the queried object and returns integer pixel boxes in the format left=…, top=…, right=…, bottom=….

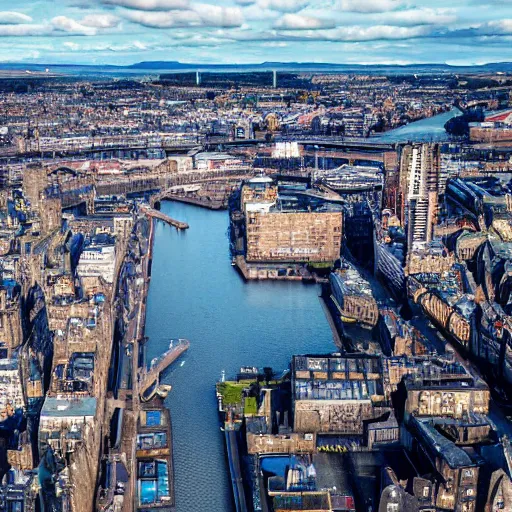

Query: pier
left=140, top=206, right=189, bottom=230
left=139, top=339, right=190, bottom=397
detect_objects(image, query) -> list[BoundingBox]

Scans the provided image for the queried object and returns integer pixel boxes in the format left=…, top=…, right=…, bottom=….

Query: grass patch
left=308, top=262, right=333, bottom=270
left=217, top=381, right=251, bottom=405
left=244, top=397, right=258, bottom=415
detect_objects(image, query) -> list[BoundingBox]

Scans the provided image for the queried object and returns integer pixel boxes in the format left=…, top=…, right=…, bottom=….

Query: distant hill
left=126, top=61, right=512, bottom=73
left=1, top=60, right=512, bottom=76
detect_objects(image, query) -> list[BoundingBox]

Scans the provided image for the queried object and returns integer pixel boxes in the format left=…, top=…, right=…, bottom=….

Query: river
left=371, top=108, right=462, bottom=143
left=144, top=201, right=336, bottom=512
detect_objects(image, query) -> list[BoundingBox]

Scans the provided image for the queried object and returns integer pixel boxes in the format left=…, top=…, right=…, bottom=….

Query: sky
left=0, top=0, right=512, bottom=66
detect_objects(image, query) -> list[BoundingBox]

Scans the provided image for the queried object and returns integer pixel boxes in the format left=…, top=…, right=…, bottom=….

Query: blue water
left=144, top=202, right=335, bottom=512
left=372, top=108, right=462, bottom=143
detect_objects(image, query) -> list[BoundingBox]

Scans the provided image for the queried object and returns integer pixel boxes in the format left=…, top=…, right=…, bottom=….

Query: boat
left=156, top=384, right=172, bottom=399
left=141, top=380, right=158, bottom=402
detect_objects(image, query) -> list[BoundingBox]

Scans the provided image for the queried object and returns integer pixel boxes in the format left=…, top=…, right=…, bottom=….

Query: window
left=387, top=504, right=399, bottom=512
left=423, top=486, right=430, bottom=498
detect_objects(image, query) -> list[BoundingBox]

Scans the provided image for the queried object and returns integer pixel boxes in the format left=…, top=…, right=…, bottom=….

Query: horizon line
left=1, top=60, right=512, bottom=69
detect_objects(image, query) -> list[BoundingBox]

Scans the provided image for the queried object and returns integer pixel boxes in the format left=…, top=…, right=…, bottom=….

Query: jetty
left=139, top=339, right=190, bottom=397
left=140, top=206, right=189, bottom=230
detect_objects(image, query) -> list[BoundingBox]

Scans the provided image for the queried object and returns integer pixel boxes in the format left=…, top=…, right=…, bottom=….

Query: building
left=246, top=210, right=342, bottom=264
left=77, top=237, right=116, bottom=285
left=39, top=396, right=97, bottom=457
left=400, top=144, right=440, bottom=255
left=329, top=262, right=378, bottom=327
left=292, top=354, right=389, bottom=438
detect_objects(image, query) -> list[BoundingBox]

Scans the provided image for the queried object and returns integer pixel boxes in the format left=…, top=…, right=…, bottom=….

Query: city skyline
left=1, top=0, right=512, bottom=66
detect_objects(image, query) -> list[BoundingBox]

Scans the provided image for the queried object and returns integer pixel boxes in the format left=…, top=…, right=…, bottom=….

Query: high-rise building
left=400, top=144, right=440, bottom=253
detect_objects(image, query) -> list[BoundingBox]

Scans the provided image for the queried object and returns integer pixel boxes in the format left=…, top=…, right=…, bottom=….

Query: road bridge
left=0, top=142, right=200, bottom=163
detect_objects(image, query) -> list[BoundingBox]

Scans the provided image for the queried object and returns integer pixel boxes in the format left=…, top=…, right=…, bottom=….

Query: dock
left=226, top=429, right=249, bottom=512
left=158, top=193, right=227, bottom=210
left=139, top=339, right=190, bottom=397
left=140, top=206, right=189, bottom=230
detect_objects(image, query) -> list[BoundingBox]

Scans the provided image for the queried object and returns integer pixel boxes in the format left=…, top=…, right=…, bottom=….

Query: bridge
left=1, top=135, right=397, bottom=163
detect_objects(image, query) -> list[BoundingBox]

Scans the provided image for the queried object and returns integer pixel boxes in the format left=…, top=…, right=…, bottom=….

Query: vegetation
left=244, top=397, right=258, bottom=415
left=217, top=381, right=252, bottom=405
left=309, top=262, right=333, bottom=269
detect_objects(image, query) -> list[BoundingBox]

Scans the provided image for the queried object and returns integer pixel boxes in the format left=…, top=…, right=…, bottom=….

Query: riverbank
left=234, top=255, right=314, bottom=281
left=160, top=194, right=227, bottom=210
left=144, top=201, right=336, bottom=512
left=370, top=108, right=462, bottom=143
left=107, top=211, right=184, bottom=511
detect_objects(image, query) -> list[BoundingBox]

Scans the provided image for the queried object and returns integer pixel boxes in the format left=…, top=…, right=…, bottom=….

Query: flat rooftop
left=41, top=396, right=97, bottom=418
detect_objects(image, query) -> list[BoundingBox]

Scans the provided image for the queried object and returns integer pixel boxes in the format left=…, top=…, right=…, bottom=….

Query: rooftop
left=41, top=396, right=97, bottom=418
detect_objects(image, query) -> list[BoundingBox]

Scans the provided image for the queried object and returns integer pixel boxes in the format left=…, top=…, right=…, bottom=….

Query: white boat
left=156, top=384, right=172, bottom=399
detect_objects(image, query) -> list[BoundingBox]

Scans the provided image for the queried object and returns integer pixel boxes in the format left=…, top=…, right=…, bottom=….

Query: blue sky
left=0, top=0, right=511, bottom=65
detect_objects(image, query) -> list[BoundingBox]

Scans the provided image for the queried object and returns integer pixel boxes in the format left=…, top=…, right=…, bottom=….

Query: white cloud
left=335, top=0, right=404, bottom=13
left=243, top=5, right=280, bottom=21
left=268, top=24, right=431, bottom=42
left=319, top=24, right=431, bottom=41
left=0, top=11, right=33, bottom=24
left=258, top=0, right=309, bottom=13
left=0, top=13, right=120, bottom=37
left=122, top=9, right=201, bottom=27
left=274, top=13, right=335, bottom=30
left=51, top=16, right=98, bottom=35
left=227, top=23, right=430, bottom=43
left=123, top=4, right=244, bottom=28
left=0, top=24, right=49, bottom=36
left=380, top=8, right=457, bottom=26
left=63, top=41, right=81, bottom=50
left=483, top=19, right=512, bottom=34
left=62, top=40, right=158, bottom=53
left=443, top=19, right=512, bottom=38
left=192, top=4, right=244, bottom=27
left=80, top=13, right=121, bottom=28
left=101, top=0, right=190, bottom=10
left=261, top=41, right=288, bottom=46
